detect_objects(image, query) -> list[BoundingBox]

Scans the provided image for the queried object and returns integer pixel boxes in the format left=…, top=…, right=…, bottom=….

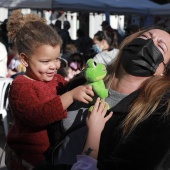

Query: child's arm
left=60, top=85, right=94, bottom=110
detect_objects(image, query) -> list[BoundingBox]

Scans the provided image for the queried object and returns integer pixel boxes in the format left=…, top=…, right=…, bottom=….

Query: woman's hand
left=82, top=98, right=113, bottom=159
left=86, top=97, right=113, bottom=133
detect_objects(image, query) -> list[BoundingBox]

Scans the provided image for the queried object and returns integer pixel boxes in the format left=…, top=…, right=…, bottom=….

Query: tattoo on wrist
left=84, top=147, right=94, bottom=155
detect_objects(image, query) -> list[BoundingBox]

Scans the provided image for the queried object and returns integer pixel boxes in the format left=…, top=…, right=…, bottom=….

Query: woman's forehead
left=142, top=29, right=170, bottom=42
left=144, top=29, right=168, bottom=36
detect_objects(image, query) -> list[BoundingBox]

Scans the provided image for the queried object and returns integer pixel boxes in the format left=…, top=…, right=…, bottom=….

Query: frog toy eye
left=93, top=61, right=97, bottom=67
left=86, top=59, right=97, bottom=68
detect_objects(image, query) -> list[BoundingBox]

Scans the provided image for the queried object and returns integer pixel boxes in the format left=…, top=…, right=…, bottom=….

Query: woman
left=54, top=26, right=170, bottom=170
left=92, top=30, right=119, bottom=65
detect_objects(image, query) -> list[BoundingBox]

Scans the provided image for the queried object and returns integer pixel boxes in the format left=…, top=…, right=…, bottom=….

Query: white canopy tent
left=0, top=0, right=170, bottom=15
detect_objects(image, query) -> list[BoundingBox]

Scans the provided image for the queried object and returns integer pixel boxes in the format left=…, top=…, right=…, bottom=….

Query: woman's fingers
left=92, top=97, right=100, bottom=112
left=104, top=111, right=113, bottom=123
left=97, top=99, right=105, bottom=113
left=101, top=103, right=109, bottom=116
left=89, top=98, right=112, bottom=123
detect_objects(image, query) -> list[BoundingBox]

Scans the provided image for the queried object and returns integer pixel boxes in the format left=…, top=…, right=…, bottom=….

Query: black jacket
left=98, top=90, right=170, bottom=170
left=67, top=75, right=170, bottom=170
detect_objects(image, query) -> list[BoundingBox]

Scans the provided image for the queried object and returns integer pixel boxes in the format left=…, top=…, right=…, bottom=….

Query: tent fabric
left=53, top=0, right=148, bottom=14
left=0, top=0, right=52, bottom=9
left=0, top=0, right=170, bottom=15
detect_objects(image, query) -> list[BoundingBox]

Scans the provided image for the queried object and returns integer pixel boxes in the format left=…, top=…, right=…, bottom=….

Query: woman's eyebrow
left=148, top=31, right=154, bottom=37
left=148, top=31, right=168, bottom=51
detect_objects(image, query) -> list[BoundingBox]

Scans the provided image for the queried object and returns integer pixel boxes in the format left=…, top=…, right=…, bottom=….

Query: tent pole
left=50, top=0, right=53, bottom=24
left=105, top=10, right=110, bottom=24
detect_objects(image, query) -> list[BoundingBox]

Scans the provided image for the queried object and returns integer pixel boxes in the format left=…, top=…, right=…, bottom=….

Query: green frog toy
left=84, top=59, right=109, bottom=111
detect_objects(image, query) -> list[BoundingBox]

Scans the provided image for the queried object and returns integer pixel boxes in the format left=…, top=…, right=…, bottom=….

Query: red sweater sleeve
left=9, top=75, right=67, bottom=128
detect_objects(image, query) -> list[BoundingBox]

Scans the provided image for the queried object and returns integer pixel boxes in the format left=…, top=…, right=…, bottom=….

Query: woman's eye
left=140, top=34, right=149, bottom=39
left=41, top=61, right=49, bottom=63
left=158, top=45, right=165, bottom=53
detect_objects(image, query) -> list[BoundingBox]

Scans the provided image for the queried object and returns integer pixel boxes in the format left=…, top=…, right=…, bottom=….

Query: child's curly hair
left=7, top=10, right=62, bottom=57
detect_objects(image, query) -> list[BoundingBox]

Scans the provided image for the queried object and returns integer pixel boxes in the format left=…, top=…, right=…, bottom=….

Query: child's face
left=23, top=45, right=61, bottom=81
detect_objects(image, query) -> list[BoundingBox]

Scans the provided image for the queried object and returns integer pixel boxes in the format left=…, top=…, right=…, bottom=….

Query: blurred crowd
left=0, top=17, right=140, bottom=81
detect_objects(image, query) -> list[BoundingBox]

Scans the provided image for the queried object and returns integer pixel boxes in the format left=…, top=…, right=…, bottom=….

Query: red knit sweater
left=7, top=74, right=67, bottom=166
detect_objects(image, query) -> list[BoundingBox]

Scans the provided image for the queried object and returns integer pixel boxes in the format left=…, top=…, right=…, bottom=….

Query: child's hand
left=71, top=85, right=94, bottom=104
left=86, top=98, right=113, bottom=133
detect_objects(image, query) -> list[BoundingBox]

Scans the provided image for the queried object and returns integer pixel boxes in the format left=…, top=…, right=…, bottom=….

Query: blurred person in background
left=101, top=20, right=123, bottom=46
left=67, top=53, right=84, bottom=81
left=0, top=19, right=9, bottom=52
left=92, top=30, right=119, bottom=65
left=74, top=28, right=93, bottom=55
left=61, top=43, right=78, bottom=61
left=61, top=21, right=72, bottom=50
left=0, top=42, right=8, bottom=77
left=124, top=24, right=140, bottom=38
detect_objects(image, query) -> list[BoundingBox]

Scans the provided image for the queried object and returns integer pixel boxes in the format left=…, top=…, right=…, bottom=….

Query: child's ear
left=20, top=53, right=28, bottom=67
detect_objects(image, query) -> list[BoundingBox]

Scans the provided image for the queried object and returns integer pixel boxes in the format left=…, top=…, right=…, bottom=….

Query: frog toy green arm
left=84, top=59, right=109, bottom=111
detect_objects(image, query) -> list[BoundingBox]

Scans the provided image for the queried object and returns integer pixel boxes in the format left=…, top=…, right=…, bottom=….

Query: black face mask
left=121, top=38, right=164, bottom=77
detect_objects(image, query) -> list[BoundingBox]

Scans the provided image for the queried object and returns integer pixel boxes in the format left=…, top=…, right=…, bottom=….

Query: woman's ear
left=101, top=39, right=106, bottom=45
left=102, top=39, right=109, bottom=50
left=20, top=53, right=28, bottom=67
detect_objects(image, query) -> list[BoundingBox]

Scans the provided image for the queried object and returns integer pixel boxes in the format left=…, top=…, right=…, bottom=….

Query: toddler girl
left=6, top=10, right=94, bottom=170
